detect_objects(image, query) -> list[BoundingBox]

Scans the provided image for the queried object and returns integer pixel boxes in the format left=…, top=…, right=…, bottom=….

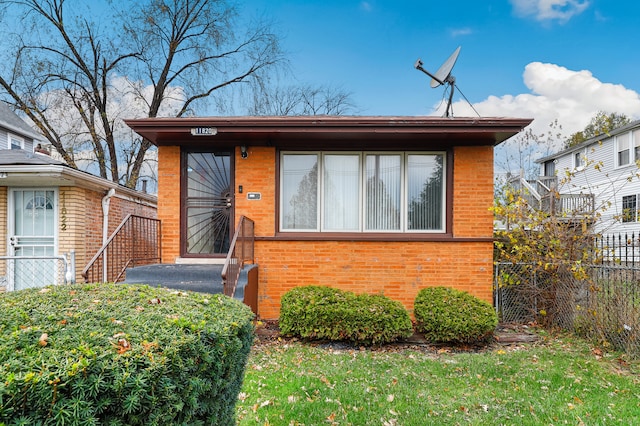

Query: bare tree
left=0, top=0, right=284, bottom=188
left=248, top=84, right=358, bottom=116
left=495, top=119, right=563, bottom=181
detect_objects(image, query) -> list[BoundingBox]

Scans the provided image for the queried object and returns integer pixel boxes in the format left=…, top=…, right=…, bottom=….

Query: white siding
left=553, top=126, right=640, bottom=235
left=0, top=128, right=7, bottom=149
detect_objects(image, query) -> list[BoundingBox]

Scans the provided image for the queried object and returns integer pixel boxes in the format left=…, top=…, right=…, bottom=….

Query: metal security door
left=183, top=152, right=233, bottom=256
left=9, top=189, right=57, bottom=290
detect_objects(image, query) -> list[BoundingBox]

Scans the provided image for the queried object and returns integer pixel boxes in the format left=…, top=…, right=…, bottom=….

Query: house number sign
left=190, top=127, right=217, bottom=136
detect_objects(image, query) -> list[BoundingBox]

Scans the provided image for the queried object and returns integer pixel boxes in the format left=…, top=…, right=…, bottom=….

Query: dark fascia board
left=125, top=116, right=533, bottom=148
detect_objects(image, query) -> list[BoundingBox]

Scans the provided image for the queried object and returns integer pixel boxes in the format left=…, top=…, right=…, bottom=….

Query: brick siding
left=156, top=144, right=497, bottom=319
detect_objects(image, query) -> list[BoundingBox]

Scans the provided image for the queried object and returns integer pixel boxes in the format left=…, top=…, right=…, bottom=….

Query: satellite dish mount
left=414, top=46, right=461, bottom=118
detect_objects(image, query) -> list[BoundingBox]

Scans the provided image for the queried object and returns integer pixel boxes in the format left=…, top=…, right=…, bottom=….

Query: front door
left=8, top=189, right=58, bottom=290
left=182, top=151, right=233, bottom=257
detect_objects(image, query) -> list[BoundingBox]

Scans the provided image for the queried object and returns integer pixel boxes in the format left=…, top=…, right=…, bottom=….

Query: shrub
left=0, top=283, right=254, bottom=425
left=279, top=286, right=413, bottom=345
left=414, top=286, right=497, bottom=343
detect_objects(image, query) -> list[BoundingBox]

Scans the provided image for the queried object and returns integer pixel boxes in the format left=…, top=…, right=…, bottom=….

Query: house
left=0, top=104, right=157, bottom=291
left=125, top=115, right=531, bottom=319
left=0, top=101, right=42, bottom=151
left=534, top=119, right=640, bottom=236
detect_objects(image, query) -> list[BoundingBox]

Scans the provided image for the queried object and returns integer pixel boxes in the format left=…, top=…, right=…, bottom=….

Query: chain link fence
left=0, top=252, right=75, bottom=292
left=495, top=262, right=640, bottom=357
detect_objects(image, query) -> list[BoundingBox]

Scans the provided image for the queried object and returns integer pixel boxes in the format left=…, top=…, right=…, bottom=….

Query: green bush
left=279, top=286, right=413, bottom=345
left=414, top=286, right=497, bottom=343
left=0, top=283, right=254, bottom=425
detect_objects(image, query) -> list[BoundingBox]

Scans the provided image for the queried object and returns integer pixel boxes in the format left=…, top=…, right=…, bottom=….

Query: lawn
left=237, top=329, right=640, bottom=425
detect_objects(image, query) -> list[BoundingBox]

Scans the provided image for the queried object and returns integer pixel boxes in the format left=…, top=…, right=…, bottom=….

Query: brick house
left=1, top=103, right=157, bottom=291
left=126, top=115, right=531, bottom=319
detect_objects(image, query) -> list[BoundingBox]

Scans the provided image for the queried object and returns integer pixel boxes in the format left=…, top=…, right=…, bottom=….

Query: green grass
left=237, top=332, right=640, bottom=425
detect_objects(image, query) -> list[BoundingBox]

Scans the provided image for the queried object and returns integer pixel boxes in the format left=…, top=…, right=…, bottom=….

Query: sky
left=243, top=0, right=640, bottom=147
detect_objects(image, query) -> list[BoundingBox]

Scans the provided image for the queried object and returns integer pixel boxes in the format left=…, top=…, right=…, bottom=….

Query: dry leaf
left=115, top=338, right=131, bottom=354
left=38, top=333, right=48, bottom=347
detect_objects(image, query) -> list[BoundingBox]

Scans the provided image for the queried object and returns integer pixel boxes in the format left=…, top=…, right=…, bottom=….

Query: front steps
left=123, top=263, right=225, bottom=294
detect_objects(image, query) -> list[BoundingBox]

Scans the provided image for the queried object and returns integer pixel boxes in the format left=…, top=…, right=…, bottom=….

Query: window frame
left=634, top=129, right=640, bottom=165
left=573, top=150, right=583, bottom=169
left=278, top=150, right=447, bottom=234
left=8, top=133, right=24, bottom=150
left=617, top=132, right=631, bottom=167
left=622, top=194, right=638, bottom=223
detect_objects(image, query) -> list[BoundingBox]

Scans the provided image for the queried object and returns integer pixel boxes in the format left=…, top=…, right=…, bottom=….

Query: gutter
left=102, top=188, right=116, bottom=283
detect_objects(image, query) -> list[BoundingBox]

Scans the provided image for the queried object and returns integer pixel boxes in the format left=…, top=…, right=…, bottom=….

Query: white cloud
left=450, top=27, right=473, bottom=37
left=510, top=0, right=590, bottom=23
left=447, top=62, right=640, bottom=140
left=360, top=2, right=372, bottom=12
left=439, top=62, right=640, bottom=175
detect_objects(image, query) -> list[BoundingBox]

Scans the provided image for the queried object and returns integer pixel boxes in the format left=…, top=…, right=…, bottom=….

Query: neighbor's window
left=574, top=151, right=582, bottom=168
left=280, top=151, right=446, bottom=233
left=634, top=129, right=640, bottom=162
left=9, top=134, right=24, bottom=150
left=622, top=195, right=637, bottom=223
left=543, top=160, right=555, bottom=177
left=617, top=133, right=630, bottom=167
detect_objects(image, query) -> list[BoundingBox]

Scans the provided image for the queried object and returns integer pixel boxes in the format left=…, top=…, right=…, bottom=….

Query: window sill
left=258, top=232, right=493, bottom=243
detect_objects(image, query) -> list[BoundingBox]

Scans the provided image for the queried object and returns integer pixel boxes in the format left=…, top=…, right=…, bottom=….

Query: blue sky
left=244, top=0, right=640, bottom=141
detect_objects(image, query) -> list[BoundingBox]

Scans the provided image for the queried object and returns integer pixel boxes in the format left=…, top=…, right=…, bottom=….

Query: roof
left=125, top=115, right=533, bottom=149
left=0, top=149, right=65, bottom=166
left=536, top=119, right=640, bottom=164
left=0, top=149, right=157, bottom=204
left=0, top=102, right=43, bottom=141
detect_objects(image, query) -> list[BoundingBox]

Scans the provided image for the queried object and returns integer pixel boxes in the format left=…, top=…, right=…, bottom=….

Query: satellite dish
left=414, top=46, right=462, bottom=118
left=430, top=46, right=460, bottom=88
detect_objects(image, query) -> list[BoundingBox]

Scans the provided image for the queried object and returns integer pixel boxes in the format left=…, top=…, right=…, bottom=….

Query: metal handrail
left=82, top=214, right=161, bottom=283
left=222, top=216, right=255, bottom=298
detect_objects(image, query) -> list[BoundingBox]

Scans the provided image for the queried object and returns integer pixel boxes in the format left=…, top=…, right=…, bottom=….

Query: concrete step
left=123, top=263, right=224, bottom=294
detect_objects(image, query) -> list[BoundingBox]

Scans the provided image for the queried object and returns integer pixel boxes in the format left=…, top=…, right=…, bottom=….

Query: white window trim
left=279, top=151, right=446, bottom=233
left=616, top=131, right=632, bottom=168
left=573, top=150, right=585, bottom=171
left=8, top=133, right=25, bottom=150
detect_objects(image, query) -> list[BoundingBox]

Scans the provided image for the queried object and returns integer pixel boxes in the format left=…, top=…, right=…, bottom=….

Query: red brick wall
left=453, top=145, right=494, bottom=238
left=254, top=240, right=493, bottom=319
left=59, top=186, right=157, bottom=283
left=234, top=146, right=276, bottom=235
left=156, top=144, right=496, bottom=319
left=157, top=145, right=181, bottom=262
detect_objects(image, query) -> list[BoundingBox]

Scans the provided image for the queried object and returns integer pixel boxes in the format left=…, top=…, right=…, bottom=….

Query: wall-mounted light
left=240, top=145, right=248, bottom=159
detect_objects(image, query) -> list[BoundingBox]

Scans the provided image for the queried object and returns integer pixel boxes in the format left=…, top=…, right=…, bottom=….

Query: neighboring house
left=0, top=101, right=42, bottom=151
left=126, top=115, right=531, bottom=319
left=0, top=105, right=157, bottom=291
left=534, top=120, right=640, bottom=235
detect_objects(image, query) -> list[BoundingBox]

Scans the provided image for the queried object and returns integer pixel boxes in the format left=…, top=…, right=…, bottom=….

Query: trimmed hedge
left=279, top=286, right=413, bottom=345
left=414, top=286, right=498, bottom=343
left=0, top=283, right=254, bottom=425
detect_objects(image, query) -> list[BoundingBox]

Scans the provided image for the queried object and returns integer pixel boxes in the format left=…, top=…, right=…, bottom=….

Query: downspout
left=102, top=188, right=116, bottom=282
